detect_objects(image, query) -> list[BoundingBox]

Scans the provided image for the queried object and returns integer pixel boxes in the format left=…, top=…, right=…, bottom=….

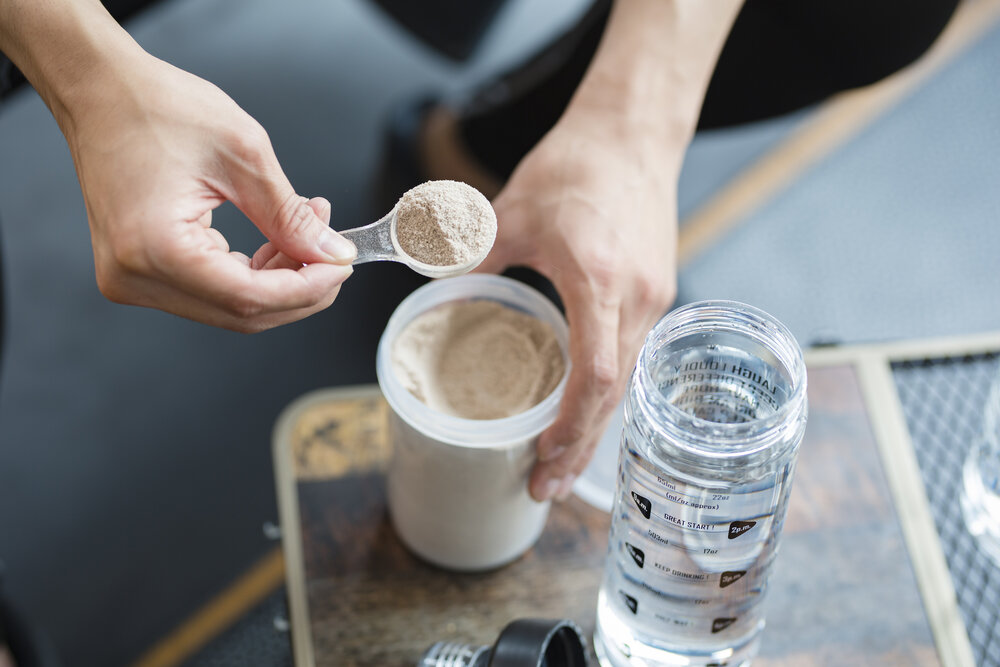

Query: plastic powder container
left=376, top=275, right=569, bottom=571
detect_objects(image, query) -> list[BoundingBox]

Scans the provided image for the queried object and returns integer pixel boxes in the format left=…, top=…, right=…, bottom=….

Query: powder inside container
left=395, top=180, right=497, bottom=267
left=391, top=300, right=565, bottom=420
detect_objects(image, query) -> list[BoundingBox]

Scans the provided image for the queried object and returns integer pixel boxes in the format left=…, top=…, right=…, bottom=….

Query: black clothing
left=455, top=0, right=961, bottom=180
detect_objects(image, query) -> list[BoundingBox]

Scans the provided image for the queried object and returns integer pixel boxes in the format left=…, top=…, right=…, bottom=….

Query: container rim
left=376, top=274, right=570, bottom=449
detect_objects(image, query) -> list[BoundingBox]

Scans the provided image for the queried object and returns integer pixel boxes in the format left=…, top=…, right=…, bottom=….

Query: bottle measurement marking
left=654, top=477, right=734, bottom=508
left=628, top=452, right=780, bottom=500
left=663, top=511, right=714, bottom=532
left=645, top=527, right=700, bottom=553
left=628, top=487, right=775, bottom=536
left=615, top=561, right=760, bottom=617
left=609, top=563, right=762, bottom=636
left=617, top=532, right=771, bottom=598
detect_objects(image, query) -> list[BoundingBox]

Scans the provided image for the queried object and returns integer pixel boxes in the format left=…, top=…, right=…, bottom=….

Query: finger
left=251, top=242, right=280, bottom=270
left=205, top=227, right=229, bottom=253
left=232, top=257, right=354, bottom=316
left=534, top=280, right=674, bottom=503
left=529, top=286, right=624, bottom=501
left=539, top=341, right=630, bottom=502
left=119, top=263, right=348, bottom=332
left=531, top=429, right=606, bottom=502
left=229, top=251, right=251, bottom=267
left=195, top=209, right=213, bottom=229
left=306, top=196, right=332, bottom=225
left=252, top=198, right=332, bottom=271
left=151, top=238, right=353, bottom=317
left=263, top=249, right=306, bottom=271
left=222, top=132, right=353, bottom=264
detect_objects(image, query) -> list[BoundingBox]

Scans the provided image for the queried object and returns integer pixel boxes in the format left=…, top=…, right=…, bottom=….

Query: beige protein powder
left=391, top=300, right=565, bottom=419
left=395, top=180, right=497, bottom=267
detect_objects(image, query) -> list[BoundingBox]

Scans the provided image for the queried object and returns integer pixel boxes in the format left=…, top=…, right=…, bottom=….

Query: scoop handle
left=339, top=210, right=398, bottom=265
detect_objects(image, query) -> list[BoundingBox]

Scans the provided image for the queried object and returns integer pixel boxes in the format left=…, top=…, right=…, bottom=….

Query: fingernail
left=539, top=445, right=566, bottom=462
left=319, top=228, right=356, bottom=263
left=536, top=477, right=561, bottom=502
left=555, top=474, right=577, bottom=501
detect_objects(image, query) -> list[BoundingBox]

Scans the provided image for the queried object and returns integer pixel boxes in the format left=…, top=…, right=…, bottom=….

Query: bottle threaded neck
left=632, top=300, right=807, bottom=464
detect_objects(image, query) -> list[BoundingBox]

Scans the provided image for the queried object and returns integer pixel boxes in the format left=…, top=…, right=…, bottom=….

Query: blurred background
left=0, top=0, right=998, bottom=665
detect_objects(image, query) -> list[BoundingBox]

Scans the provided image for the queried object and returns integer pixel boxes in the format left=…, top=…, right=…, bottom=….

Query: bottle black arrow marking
left=719, top=571, right=746, bottom=588
left=625, top=542, right=645, bottom=568
left=712, top=617, right=737, bottom=633
left=728, top=520, right=756, bottom=539
left=631, top=491, right=651, bottom=519
left=620, top=592, right=638, bottom=614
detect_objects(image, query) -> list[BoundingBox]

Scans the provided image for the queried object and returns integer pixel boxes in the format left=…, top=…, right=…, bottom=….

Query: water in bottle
left=594, top=301, right=808, bottom=667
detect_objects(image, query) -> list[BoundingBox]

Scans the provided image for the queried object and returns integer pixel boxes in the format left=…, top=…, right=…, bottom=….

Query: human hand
left=59, top=52, right=355, bottom=332
left=476, top=116, right=680, bottom=502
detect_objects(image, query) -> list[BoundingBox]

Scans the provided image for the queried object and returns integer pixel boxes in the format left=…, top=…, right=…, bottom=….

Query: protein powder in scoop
left=395, top=180, right=497, bottom=268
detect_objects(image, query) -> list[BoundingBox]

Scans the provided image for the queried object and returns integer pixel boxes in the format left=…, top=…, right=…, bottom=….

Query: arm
left=477, top=0, right=743, bottom=500
left=0, top=0, right=356, bottom=332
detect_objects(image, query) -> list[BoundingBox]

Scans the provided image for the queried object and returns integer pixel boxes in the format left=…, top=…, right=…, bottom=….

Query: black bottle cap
left=487, top=618, right=587, bottom=667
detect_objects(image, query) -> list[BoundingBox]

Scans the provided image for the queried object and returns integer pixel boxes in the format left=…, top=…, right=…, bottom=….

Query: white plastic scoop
left=339, top=181, right=496, bottom=279
left=340, top=205, right=490, bottom=280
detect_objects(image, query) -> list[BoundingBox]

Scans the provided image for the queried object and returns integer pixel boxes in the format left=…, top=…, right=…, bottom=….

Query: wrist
left=557, top=94, right=688, bottom=182
left=552, top=104, right=683, bottom=194
left=0, top=0, right=146, bottom=128
left=561, top=0, right=743, bottom=167
left=565, top=70, right=695, bottom=158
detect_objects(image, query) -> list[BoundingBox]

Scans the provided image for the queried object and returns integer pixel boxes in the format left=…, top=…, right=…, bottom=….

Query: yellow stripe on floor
left=130, top=548, right=285, bottom=667
left=678, top=0, right=1000, bottom=267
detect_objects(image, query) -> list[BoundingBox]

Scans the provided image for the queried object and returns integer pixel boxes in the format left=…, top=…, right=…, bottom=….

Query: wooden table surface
left=274, top=359, right=962, bottom=666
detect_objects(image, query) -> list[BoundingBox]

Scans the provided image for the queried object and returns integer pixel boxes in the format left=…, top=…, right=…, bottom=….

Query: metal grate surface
left=894, top=353, right=1000, bottom=666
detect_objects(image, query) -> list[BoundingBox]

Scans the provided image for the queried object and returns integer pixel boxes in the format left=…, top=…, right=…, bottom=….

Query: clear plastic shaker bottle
left=594, top=300, right=807, bottom=667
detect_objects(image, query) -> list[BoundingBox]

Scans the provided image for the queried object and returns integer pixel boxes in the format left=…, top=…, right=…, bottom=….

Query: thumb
left=228, top=145, right=355, bottom=265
